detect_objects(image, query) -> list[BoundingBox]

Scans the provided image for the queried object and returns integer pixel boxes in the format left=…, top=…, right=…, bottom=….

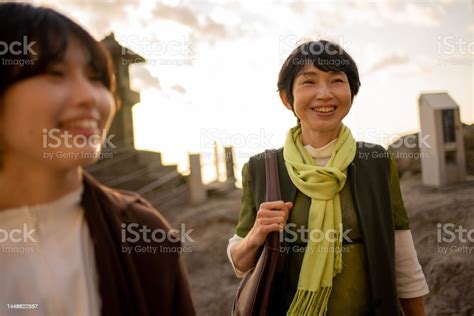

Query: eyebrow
left=297, top=70, right=344, bottom=79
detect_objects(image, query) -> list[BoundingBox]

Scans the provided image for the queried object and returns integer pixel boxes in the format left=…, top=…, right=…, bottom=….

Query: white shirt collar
left=0, top=186, right=84, bottom=221
left=303, top=138, right=337, bottom=159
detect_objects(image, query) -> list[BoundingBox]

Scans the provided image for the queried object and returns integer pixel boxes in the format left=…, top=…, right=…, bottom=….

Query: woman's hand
left=247, top=201, right=293, bottom=248
left=231, top=201, right=292, bottom=273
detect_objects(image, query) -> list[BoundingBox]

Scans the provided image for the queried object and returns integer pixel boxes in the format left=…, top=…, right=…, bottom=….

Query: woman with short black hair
left=228, top=40, right=429, bottom=315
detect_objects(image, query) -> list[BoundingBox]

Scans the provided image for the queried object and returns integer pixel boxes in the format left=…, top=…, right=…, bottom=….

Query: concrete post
left=224, top=146, right=235, bottom=188
left=188, top=153, right=207, bottom=204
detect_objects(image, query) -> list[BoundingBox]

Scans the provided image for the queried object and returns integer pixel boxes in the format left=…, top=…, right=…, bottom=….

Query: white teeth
left=313, top=106, right=336, bottom=113
left=62, top=119, right=98, bottom=129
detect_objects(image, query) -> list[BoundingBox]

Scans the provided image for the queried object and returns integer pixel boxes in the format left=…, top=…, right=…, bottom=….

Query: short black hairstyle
left=0, top=2, right=115, bottom=96
left=277, top=40, right=361, bottom=106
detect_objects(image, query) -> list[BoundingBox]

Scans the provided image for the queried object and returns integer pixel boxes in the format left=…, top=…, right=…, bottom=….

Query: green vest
left=236, top=142, right=409, bottom=316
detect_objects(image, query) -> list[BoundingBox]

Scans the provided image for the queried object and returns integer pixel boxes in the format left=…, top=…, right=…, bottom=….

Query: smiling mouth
left=58, top=119, right=101, bottom=137
left=311, top=106, right=337, bottom=113
left=60, top=119, right=99, bottom=129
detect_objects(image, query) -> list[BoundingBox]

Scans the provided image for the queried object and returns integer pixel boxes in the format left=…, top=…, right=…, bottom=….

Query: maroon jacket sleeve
left=82, top=172, right=196, bottom=316
left=122, top=198, right=196, bottom=316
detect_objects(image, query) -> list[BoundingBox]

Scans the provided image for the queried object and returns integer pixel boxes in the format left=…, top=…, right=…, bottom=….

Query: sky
left=24, top=0, right=473, bottom=183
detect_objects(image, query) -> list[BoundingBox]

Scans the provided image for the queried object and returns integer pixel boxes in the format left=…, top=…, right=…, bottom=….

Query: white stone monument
left=418, top=92, right=466, bottom=187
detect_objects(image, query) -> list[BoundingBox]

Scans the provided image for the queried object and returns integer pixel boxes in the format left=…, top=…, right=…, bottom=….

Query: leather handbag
left=232, top=149, right=283, bottom=316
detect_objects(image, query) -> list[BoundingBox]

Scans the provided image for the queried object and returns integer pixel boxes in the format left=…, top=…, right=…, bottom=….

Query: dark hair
left=277, top=40, right=361, bottom=107
left=0, top=2, right=115, bottom=96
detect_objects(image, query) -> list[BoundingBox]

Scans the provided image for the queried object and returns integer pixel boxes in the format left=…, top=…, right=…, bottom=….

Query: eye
left=333, top=78, right=344, bottom=83
left=85, top=68, right=103, bottom=83
left=45, top=67, right=65, bottom=78
left=302, top=80, right=314, bottom=85
left=88, top=73, right=102, bottom=82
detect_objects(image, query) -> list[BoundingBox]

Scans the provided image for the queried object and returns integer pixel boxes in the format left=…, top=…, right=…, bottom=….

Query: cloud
left=364, top=52, right=437, bottom=77
left=288, top=2, right=307, bottom=14
left=130, top=65, right=161, bottom=91
left=38, top=0, right=139, bottom=39
left=366, top=53, right=410, bottom=74
left=403, top=3, right=445, bottom=26
left=324, top=0, right=450, bottom=27
left=171, top=84, right=186, bottom=94
left=152, top=3, right=232, bottom=41
left=468, top=23, right=474, bottom=33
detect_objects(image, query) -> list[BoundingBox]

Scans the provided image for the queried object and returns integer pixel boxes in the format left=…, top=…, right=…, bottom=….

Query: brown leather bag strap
left=265, top=149, right=287, bottom=275
left=264, top=149, right=281, bottom=201
left=264, top=149, right=282, bottom=252
left=232, top=150, right=284, bottom=316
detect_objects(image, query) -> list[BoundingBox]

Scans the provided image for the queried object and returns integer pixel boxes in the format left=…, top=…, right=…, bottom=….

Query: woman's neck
left=301, top=124, right=341, bottom=148
left=0, top=161, right=83, bottom=210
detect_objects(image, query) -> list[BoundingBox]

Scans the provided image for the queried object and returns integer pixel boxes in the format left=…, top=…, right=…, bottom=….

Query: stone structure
left=418, top=92, right=466, bottom=187
left=101, top=33, right=145, bottom=149
left=86, top=33, right=188, bottom=209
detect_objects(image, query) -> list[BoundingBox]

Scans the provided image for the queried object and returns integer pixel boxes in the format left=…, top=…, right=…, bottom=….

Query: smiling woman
left=228, top=40, right=429, bottom=316
left=0, top=3, right=194, bottom=316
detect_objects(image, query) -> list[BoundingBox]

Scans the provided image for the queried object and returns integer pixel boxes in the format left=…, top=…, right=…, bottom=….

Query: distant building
left=101, top=33, right=145, bottom=149
left=418, top=92, right=466, bottom=187
left=388, top=93, right=474, bottom=181
left=86, top=33, right=187, bottom=209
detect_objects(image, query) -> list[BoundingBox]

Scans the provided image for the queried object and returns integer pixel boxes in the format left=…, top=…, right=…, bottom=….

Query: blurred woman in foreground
left=0, top=3, right=195, bottom=315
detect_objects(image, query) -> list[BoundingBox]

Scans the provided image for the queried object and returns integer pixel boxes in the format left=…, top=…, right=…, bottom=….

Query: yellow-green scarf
left=284, top=124, right=356, bottom=316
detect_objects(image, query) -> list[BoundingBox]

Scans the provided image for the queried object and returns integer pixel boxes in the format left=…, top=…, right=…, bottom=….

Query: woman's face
left=0, top=39, right=116, bottom=171
left=287, top=64, right=352, bottom=135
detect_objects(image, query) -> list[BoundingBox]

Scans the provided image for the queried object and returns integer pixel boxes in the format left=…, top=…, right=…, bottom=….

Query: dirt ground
left=399, top=173, right=474, bottom=315
left=162, top=173, right=474, bottom=315
left=163, top=189, right=242, bottom=316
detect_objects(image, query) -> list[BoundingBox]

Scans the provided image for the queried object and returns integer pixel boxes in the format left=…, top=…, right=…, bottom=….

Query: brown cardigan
left=80, top=172, right=195, bottom=316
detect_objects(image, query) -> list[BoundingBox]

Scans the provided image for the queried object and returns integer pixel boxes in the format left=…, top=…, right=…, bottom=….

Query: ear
left=279, top=90, right=293, bottom=111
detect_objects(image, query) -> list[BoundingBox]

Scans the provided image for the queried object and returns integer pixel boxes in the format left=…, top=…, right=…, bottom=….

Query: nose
left=70, top=73, right=98, bottom=108
left=316, top=82, right=333, bottom=100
